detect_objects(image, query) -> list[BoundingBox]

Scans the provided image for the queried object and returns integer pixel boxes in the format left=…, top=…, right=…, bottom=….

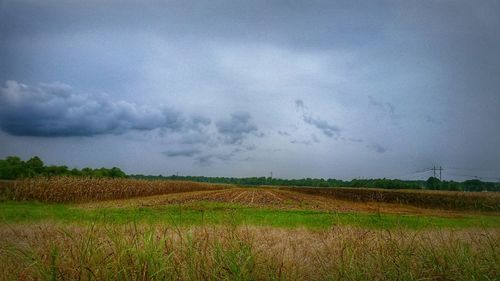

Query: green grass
left=0, top=200, right=499, bottom=229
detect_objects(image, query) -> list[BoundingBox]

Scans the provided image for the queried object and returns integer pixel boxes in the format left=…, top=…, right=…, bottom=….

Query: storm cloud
left=163, top=148, right=202, bottom=157
left=0, top=80, right=201, bottom=137
left=215, top=112, right=258, bottom=145
left=293, top=99, right=341, bottom=138
left=302, top=115, right=341, bottom=138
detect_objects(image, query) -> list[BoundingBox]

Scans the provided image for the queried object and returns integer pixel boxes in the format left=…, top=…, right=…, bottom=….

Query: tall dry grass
left=1, top=178, right=230, bottom=203
left=0, top=224, right=498, bottom=281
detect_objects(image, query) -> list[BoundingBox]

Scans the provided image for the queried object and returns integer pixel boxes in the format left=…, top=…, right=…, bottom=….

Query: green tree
left=70, top=168, right=82, bottom=176
left=27, top=156, right=45, bottom=175
left=463, top=179, right=483, bottom=192
left=81, top=168, right=94, bottom=177
left=4, top=156, right=28, bottom=179
left=109, top=167, right=126, bottom=178
left=426, top=177, right=441, bottom=190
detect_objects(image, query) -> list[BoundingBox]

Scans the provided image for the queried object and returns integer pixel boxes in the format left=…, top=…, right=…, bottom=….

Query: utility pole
left=270, top=171, right=273, bottom=179
left=431, top=166, right=443, bottom=181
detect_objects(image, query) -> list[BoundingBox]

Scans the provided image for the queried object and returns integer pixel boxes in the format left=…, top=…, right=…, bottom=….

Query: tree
left=46, top=165, right=69, bottom=177
left=70, top=168, right=82, bottom=176
left=81, top=168, right=94, bottom=177
left=27, top=156, right=45, bottom=175
left=463, top=179, right=483, bottom=192
left=109, top=167, right=126, bottom=178
left=426, top=177, right=441, bottom=190
left=4, top=156, right=27, bottom=179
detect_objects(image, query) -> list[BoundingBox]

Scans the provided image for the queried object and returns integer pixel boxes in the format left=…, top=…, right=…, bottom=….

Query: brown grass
left=0, top=178, right=231, bottom=203
left=0, top=223, right=498, bottom=280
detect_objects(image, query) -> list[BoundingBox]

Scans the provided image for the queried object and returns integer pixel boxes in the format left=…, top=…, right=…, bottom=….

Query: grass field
left=1, top=200, right=500, bottom=230
left=0, top=178, right=499, bottom=280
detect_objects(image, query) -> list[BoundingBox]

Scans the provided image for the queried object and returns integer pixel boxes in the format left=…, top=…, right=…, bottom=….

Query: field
left=0, top=178, right=499, bottom=280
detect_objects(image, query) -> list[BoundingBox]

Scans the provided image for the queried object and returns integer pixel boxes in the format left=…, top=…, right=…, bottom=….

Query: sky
left=1, top=0, right=500, bottom=181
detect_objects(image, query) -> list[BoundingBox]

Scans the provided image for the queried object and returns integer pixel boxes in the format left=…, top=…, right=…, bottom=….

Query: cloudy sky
left=1, top=0, right=499, bottom=181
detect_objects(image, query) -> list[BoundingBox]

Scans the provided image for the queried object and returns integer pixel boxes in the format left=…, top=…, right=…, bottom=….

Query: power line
left=446, top=173, right=500, bottom=181
left=402, top=166, right=500, bottom=182
left=412, top=168, right=433, bottom=174
left=399, top=168, right=432, bottom=178
left=445, top=167, right=500, bottom=174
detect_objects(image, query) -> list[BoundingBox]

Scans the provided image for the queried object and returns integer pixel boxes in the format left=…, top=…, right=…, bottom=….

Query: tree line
left=0, top=156, right=126, bottom=179
left=1, top=156, right=498, bottom=191
left=131, top=174, right=500, bottom=192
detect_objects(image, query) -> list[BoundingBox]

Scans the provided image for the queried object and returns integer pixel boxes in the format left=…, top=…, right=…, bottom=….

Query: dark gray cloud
left=290, top=140, right=311, bottom=145
left=295, top=99, right=341, bottom=138
left=0, top=1, right=390, bottom=52
left=0, top=80, right=209, bottom=137
left=290, top=134, right=320, bottom=145
left=302, top=115, right=341, bottom=138
left=195, top=153, right=233, bottom=166
left=295, top=99, right=305, bottom=110
left=163, top=148, right=202, bottom=157
left=367, top=144, right=387, bottom=154
left=194, top=144, right=256, bottom=166
left=215, top=112, right=258, bottom=144
left=187, top=115, right=211, bottom=131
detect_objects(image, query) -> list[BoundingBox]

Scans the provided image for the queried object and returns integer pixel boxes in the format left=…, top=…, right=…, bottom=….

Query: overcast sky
left=1, top=0, right=499, bottom=181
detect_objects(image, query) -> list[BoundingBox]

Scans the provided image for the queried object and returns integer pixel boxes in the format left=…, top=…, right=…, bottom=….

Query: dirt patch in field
left=79, top=188, right=485, bottom=217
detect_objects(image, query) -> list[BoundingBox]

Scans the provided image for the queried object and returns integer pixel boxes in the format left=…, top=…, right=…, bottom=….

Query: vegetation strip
left=2, top=155, right=499, bottom=191
left=1, top=201, right=499, bottom=229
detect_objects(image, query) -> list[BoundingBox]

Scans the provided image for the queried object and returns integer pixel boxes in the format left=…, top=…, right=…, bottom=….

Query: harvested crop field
left=79, top=187, right=498, bottom=217
left=3, top=178, right=498, bottom=215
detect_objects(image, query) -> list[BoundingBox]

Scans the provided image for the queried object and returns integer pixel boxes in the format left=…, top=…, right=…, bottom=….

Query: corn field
left=0, top=178, right=231, bottom=203
left=283, top=186, right=500, bottom=212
